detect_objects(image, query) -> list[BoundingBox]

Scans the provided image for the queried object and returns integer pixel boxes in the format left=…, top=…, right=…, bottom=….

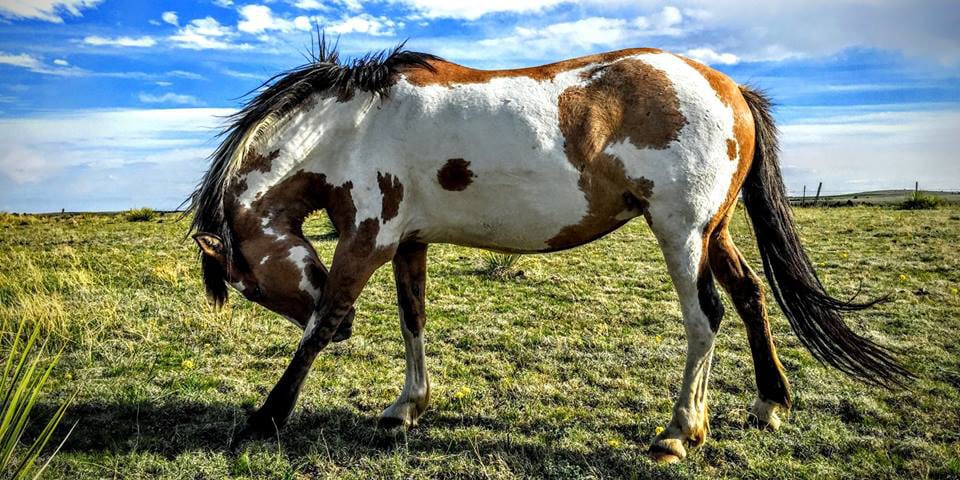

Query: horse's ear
left=193, top=233, right=225, bottom=264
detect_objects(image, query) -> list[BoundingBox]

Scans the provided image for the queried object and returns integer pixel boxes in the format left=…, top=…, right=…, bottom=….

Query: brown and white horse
left=186, top=41, right=909, bottom=462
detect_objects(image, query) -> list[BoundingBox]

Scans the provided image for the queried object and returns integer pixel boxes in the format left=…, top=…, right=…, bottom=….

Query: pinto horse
left=186, top=41, right=910, bottom=462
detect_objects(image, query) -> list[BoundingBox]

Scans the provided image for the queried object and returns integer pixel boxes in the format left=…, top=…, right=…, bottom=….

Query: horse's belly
left=408, top=165, right=635, bottom=253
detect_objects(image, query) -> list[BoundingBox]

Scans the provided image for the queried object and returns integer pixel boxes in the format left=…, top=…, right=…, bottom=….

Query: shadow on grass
left=38, top=398, right=674, bottom=477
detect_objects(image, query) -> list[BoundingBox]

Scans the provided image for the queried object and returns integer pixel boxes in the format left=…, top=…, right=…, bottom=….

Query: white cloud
left=0, top=52, right=44, bottom=70
left=463, top=9, right=690, bottom=61
left=324, top=13, right=396, bottom=36
left=294, top=15, right=314, bottom=31
left=238, top=5, right=312, bottom=34
left=398, top=0, right=566, bottom=20
left=166, top=70, right=206, bottom=80
left=83, top=35, right=157, bottom=47
left=155, top=81, right=173, bottom=87
left=645, top=0, right=960, bottom=64
left=293, top=0, right=326, bottom=10
left=212, top=0, right=234, bottom=7
left=138, top=92, right=202, bottom=105
left=684, top=48, right=738, bottom=65
left=0, top=145, right=54, bottom=183
left=222, top=68, right=265, bottom=80
left=161, top=11, right=178, bottom=27
left=506, top=17, right=631, bottom=48
left=0, top=108, right=231, bottom=184
left=779, top=108, right=960, bottom=193
left=0, top=51, right=86, bottom=75
left=0, top=108, right=237, bottom=211
left=0, top=0, right=102, bottom=23
left=170, top=17, right=250, bottom=50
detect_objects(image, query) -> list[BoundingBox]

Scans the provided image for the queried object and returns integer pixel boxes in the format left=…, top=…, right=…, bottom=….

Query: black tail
left=738, top=86, right=912, bottom=388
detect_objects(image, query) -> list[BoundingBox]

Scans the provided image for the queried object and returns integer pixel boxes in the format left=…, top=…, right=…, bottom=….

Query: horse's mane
left=183, top=36, right=439, bottom=305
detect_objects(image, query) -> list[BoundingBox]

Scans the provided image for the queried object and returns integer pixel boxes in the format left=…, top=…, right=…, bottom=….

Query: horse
left=185, top=39, right=910, bottom=462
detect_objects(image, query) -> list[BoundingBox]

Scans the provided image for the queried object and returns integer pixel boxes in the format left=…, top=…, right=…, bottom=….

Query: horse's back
left=354, top=50, right=753, bottom=252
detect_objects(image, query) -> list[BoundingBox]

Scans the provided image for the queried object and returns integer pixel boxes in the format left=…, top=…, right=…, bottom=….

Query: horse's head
left=192, top=214, right=328, bottom=327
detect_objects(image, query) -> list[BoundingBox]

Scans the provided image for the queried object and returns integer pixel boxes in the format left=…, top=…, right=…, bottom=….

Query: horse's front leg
left=379, top=241, right=430, bottom=429
left=232, top=229, right=396, bottom=447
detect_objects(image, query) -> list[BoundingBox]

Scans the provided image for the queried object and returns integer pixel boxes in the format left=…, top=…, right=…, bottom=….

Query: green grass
left=123, top=208, right=159, bottom=222
left=1, top=206, right=959, bottom=479
left=899, top=192, right=944, bottom=210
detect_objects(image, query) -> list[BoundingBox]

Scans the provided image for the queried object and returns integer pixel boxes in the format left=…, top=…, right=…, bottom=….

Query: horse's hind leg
left=379, top=241, right=431, bottom=429
left=708, top=225, right=791, bottom=429
left=646, top=224, right=720, bottom=463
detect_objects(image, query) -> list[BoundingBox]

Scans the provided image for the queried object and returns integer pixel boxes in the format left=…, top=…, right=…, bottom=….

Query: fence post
left=802, top=185, right=806, bottom=207
left=814, top=182, right=822, bottom=206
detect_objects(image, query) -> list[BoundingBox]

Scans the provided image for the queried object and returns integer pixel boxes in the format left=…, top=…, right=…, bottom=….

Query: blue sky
left=1, top=0, right=958, bottom=212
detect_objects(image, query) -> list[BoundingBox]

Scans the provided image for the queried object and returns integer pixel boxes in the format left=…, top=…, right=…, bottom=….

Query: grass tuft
left=0, top=316, right=76, bottom=479
left=124, top=207, right=158, bottom=222
left=480, top=252, right=524, bottom=279
left=899, top=192, right=943, bottom=210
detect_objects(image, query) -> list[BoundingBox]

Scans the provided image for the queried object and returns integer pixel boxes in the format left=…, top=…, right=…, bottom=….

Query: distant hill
left=789, top=189, right=960, bottom=206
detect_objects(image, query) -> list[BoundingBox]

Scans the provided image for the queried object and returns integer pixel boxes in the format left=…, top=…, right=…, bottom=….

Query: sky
left=0, top=0, right=958, bottom=212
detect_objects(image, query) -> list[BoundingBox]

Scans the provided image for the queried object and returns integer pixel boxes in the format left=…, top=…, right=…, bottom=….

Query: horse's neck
left=233, top=94, right=373, bottom=213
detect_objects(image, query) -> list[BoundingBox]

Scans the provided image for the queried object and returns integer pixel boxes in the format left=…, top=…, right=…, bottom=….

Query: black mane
left=184, top=36, right=439, bottom=305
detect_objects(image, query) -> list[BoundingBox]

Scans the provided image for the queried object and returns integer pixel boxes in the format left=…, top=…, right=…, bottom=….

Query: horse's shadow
left=40, top=398, right=670, bottom=476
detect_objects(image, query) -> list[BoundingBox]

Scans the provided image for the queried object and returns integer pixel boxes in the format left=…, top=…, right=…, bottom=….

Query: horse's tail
left=738, top=85, right=912, bottom=388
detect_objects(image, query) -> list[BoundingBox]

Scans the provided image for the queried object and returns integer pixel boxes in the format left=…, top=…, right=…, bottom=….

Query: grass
left=123, top=208, right=158, bottom=222
left=0, top=206, right=959, bottom=478
left=480, top=253, right=524, bottom=279
left=899, top=192, right=944, bottom=210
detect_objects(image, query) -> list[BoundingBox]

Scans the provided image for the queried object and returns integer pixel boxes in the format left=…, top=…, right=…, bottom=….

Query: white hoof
left=750, top=397, right=784, bottom=431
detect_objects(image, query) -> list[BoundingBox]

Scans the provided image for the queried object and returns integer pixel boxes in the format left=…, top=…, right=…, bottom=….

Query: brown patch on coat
left=238, top=149, right=281, bottom=176
left=547, top=58, right=685, bottom=249
left=377, top=171, right=404, bottom=222
left=436, top=158, right=475, bottom=191
left=726, top=139, right=738, bottom=161
left=402, top=48, right=663, bottom=87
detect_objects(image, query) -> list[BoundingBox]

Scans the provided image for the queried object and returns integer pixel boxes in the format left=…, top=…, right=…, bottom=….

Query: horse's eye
left=251, top=285, right=264, bottom=300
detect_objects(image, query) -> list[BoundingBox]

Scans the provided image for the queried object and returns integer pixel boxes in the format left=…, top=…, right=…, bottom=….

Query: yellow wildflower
left=899, top=274, right=907, bottom=282
left=951, top=287, right=959, bottom=295
left=453, top=386, right=472, bottom=400
left=840, top=252, right=849, bottom=259
left=607, top=439, right=622, bottom=449
left=655, top=426, right=665, bottom=436
left=64, top=372, right=73, bottom=381
left=181, top=359, right=195, bottom=370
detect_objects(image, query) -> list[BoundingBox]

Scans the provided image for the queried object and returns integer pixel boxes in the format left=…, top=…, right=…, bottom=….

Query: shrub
left=480, top=252, right=524, bottom=279
left=124, top=207, right=158, bottom=222
left=1, top=317, right=76, bottom=478
left=899, top=192, right=942, bottom=210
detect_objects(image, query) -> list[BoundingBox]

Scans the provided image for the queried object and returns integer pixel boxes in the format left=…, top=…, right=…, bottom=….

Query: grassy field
left=1, top=205, right=959, bottom=479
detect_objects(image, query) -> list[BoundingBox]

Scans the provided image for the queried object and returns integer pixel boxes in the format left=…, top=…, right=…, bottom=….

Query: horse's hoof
left=749, top=397, right=784, bottom=431
left=230, top=413, right=278, bottom=450
left=650, top=451, right=682, bottom=464
left=377, top=415, right=408, bottom=430
left=331, top=325, right=352, bottom=343
left=331, top=310, right=354, bottom=342
left=649, top=437, right=686, bottom=464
